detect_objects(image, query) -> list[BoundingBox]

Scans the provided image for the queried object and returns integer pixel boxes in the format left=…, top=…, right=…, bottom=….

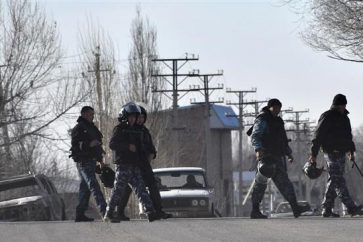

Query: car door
left=37, top=176, right=63, bottom=220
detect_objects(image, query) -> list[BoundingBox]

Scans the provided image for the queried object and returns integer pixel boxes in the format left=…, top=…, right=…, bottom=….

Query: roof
left=0, top=174, right=50, bottom=187
left=210, top=105, right=240, bottom=129
left=153, top=167, right=205, bottom=173
left=0, top=173, right=39, bottom=182
left=158, top=104, right=240, bottom=130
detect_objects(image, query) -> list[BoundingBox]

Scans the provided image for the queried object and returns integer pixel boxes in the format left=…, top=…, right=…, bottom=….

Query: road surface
left=0, top=217, right=362, bottom=242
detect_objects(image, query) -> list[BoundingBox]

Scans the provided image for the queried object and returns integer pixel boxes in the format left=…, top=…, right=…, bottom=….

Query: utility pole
left=87, top=46, right=112, bottom=131
left=151, top=54, right=199, bottom=166
left=242, top=100, right=268, bottom=120
left=189, top=72, right=224, bottom=177
left=226, top=88, right=257, bottom=216
left=284, top=109, right=310, bottom=200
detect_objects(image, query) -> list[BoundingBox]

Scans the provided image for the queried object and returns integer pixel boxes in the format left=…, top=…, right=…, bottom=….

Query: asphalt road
left=0, top=217, right=362, bottom=242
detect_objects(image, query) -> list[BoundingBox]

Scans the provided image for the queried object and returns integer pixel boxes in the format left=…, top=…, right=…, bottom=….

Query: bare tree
left=347, top=126, right=363, bottom=204
left=286, top=0, right=363, bottom=63
left=124, top=7, right=165, bottom=127
left=0, top=0, right=89, bottom=177
left=78, top=17, right=122, bottom=165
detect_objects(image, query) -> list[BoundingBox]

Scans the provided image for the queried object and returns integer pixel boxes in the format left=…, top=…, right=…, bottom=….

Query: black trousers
left=251, top=156, right=298, bottom=209
left=117, top=162, right=163, bottom=213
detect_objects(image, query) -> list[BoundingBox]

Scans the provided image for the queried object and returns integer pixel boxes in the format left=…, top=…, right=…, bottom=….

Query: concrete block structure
left=152, top=104, right=239, bottom=216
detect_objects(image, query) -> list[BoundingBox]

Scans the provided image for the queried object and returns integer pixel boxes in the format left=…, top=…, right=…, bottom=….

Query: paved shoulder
left=0, top=217, right=362, bottom=242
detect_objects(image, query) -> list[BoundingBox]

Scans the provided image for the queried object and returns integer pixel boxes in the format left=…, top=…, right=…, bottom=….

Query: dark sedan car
left=0, top=174, right=66, bottom=221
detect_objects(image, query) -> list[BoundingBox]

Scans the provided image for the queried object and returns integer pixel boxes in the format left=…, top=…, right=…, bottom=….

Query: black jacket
left=251, top=107, right=291, bottom=157
left=109, top=123, right=145, bottom=166
left=70, top=117, right=104, bottom=162
left=311, top=108, right=355, bottom=156
left=139, top=125, right=157, bottom=160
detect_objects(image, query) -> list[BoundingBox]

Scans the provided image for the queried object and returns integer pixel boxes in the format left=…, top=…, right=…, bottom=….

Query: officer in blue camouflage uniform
left=70, top=106, right=107, bottom=222
left=116, top=105, right=172, bottom=220
left=104, top=102, right=157, bottom=223
left=310, top=94, right=363, bottom=217
left=249, top=99, right=305, bottom=219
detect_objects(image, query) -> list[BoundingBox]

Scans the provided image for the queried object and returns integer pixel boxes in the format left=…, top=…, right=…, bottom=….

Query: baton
left=242, top=179, right=255, bottom=206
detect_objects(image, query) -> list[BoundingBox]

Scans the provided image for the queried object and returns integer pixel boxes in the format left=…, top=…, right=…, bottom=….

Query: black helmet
left=303, top=162, right=324, bottom=179
left=99, top=166, right=115, bottom=188
left=118, top=102, right=141, bottom=122
left=258, top=159, right=276, bottom=178
left=139, top=105, right=147, bottom=122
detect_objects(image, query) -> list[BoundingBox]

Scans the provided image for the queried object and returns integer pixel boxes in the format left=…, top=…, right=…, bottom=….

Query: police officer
left=116, top=106, right=172, bottom=220
left=70, top=106, right=107, bottom=222
left=250, top=99, right=305, bottom=219
left=104, top=102, right=157, bottom=222
left=310, top=94, right=363, bottom=217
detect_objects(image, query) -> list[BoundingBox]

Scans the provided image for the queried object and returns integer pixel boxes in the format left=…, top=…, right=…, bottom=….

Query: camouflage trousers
left=251, top=157, right=297, bottom=208
left=76, top=160, right=107, bottom=215
left=322, top=153, right=356, bottom=210
left=107, top=164, right=154, bottom=213
left=118, top=162, right=163, bottom=213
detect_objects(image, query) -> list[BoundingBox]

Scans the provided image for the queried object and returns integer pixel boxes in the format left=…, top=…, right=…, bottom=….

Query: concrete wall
left=207, top=130, right=234, bottom=216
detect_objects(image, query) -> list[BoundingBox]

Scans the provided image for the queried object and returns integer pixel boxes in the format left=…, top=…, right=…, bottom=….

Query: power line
left=226, top=87, right=260, bottom=216
left=151, top=54, right=200, bottom=165
left=86, top=45, right=113, bottom=130
left=284, top=109, right=311, bottom=200
left=189, top=71, right=224, bottom=182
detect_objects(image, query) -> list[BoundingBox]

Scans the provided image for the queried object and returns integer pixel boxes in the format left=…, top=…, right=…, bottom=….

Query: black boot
left=250, top=203, right=267, bottom=219
left=103, top=209, right=121, bottom=223
left=116, top=210, right=130, bottom=221
left=250, top=209, right=268, bottom=219
left=146, top=211, right=159, bottom=222
left=347, top=205, right=363, bottom=216
left=322, top=208, right=340, bottom=218
left=291, top=203, right=309, bottom=218
left=75, top=213, right=94, bottom=222
left=156, top=210, right=173, bottom=219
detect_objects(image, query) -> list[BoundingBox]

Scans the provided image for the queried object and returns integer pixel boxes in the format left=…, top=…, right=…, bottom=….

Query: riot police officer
left=104, top=102, right=157, bottom=222
left=310, top=94, right=363, bottom=217
left=249, top=99, right=305, bottom=219
left=116, top=105, right=172, bottom=220
left=70, top=106, right=107, bottom=222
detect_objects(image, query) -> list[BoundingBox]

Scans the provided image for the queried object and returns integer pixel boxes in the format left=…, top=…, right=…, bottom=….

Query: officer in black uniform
left=104, top=102, right=157, bottom=223
left=116, top=106, right=172, bottom=220
left=310, top=94, right=363, bottom=217
left=70, top=106, right=107, bottom=222
left=249, top=99, right=305, bottom=219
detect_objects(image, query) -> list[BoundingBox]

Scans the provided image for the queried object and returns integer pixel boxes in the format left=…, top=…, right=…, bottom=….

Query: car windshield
left=0, top=178, right=42, bottom=202
left=154, top=170, right=207, bottom=190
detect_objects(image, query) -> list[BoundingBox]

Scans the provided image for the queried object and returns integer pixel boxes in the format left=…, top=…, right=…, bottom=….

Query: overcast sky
left=39, top=0, right=363, bottom=128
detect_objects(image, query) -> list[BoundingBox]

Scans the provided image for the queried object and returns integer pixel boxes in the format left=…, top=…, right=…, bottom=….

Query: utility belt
left=326, top=150, right=347, bottom=155
left=71, top=154, right=98, bottom=163
left=324, top=150, right=347, bottom=160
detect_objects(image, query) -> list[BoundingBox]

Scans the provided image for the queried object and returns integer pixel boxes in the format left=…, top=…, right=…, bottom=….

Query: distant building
left=152, top=104, right=239, bottom=216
